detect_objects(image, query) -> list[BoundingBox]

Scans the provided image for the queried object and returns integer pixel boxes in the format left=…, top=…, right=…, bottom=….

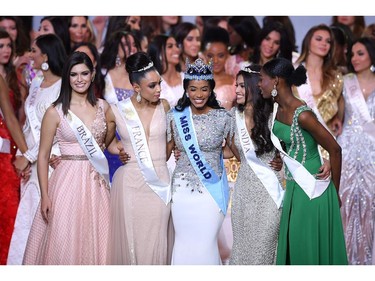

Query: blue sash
left=173, top=107, right=229, bottom=215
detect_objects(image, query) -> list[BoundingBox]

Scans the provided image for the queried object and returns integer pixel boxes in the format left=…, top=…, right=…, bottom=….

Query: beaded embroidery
left=284, top=105, right=312, bottom=180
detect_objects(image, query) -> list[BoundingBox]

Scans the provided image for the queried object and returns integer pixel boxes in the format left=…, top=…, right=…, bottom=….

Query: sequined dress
left=229, top=109, right=282, bottom=265
left=273, top=105, right=347, bottom=265
left=337, top=74, right=375, bottom=265
left=23, top=99, right=110, bottom=265
left=167, top=108, right=233, bottom=265
left=108, top=101, right=171, bottom=265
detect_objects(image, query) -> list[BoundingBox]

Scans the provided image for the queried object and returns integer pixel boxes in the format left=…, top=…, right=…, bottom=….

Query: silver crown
left=184, top=58, right=214, bottom=81
left=241, top=64, right=260, bottom=75
left=134, top=61, right=154, bottom=73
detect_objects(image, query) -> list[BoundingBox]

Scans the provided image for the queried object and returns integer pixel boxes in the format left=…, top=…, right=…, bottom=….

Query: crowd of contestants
left=0, top=15, right=374, bottom=265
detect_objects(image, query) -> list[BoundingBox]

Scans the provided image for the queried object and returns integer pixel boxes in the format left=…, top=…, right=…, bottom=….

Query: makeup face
left=186, top=80, right=211, bottom=112
left=235, top=74, right=246, bottom=105
left=69, top=16, right=88, bottom=44
left=351, top=42, right=372, bottom=73
left=165, top=37, right=180, bottom=67
left=183, top=28, right=201, bottom=59
left=309, top=29, right=332, bottom=58
left=135, top=70, right=162, bottom=103
left=0, top=37, right=12, bottom=65
left=204, top=42, right=228, bottom=74
left=38, top=19, right=55, bottom=36
left=69, top=63, right=93, bottom=95
left=260, top=30, right=281, bottom=61
left=0, top=19, right=17, bottom=42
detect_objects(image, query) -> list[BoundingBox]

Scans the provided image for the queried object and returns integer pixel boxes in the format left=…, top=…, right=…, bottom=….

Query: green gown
left=273, top=105, right=347, bottom=265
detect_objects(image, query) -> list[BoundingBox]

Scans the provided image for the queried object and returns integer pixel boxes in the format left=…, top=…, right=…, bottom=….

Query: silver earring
left=136, top=92, right=142, bottom=103
left=186, top=92, right=189, bottom=98
left=370, top=65, right=375, bottom=73
left=271, top=84, right=278, bottom=97
left=41, top=62, right=49, bottom=71
left=115, top=55, right=121, bottom=67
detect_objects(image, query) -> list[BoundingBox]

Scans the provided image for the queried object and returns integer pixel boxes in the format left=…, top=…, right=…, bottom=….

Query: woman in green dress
left=258, top=57, right=347, bottom=265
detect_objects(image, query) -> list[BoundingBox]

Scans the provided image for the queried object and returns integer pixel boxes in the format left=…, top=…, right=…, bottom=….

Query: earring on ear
left=41, top=61, right=49, bottom=71
left=136, top=92, right=142, bottom=103
left=271, top=84, right=278, bottom=97
left=370, top=65, right=375, bottom=73
left=115, top=55, right=121, bottom=67
left=186, top=92, right=189, bottom=98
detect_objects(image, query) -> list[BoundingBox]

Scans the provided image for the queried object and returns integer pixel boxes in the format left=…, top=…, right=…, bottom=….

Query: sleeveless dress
left=229, top=110, right=282, bottom=265
left=23, top=100, right=110, bottom=265
left=167, top=108, right=234, bottom=265
left=0, top=90, right=20, bottom=265
left=7, top=78, right=61, bottom=265
left=337, top=74, right=375, bottom=265
left=108, top=101, right=171, bottom=265
left=273, top=105, right=347, bottom=265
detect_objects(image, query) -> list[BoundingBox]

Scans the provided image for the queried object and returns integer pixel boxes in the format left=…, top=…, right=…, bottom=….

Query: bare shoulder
left=44, top=105, right=60, bottom=125
left=161, top=98, right=171, bottom=113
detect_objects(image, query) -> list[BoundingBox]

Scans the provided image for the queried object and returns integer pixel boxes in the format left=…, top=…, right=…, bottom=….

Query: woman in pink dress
left=23, top=51, right=117, bottom=265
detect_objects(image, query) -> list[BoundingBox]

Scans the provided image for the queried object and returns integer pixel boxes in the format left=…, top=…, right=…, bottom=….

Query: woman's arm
left=104, top=100, right=116, bottom=148
left=0, top=76, right=28, bottom=153
left=298, top=111, right=342, bottom=192
left=37, top=106, right=60, bottom=222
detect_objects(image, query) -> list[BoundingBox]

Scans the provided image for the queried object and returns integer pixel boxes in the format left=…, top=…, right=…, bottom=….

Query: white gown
left=167, top=108, right=233, bottom=265
left=7, top=78, right=61, bottom=265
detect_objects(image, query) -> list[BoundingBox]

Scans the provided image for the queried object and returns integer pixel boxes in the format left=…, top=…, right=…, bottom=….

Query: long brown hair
left=296, top=24, right=338, bottom=91
left=0, top=29, right=22, bottom=112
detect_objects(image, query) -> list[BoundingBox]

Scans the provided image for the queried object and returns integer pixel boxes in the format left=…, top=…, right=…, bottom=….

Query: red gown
left=0, top=90, right=20, bottom=265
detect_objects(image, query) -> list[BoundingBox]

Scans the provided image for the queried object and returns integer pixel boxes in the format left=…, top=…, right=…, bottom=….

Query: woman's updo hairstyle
left=125, top=51, right=157, bottom=85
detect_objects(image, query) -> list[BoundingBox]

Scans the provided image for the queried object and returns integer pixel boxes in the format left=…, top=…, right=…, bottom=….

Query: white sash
left=103, top=71, right=118, bottom=105
left=66, top=108, right=110, bottom=186
left=235, top=109, right=284, bottom=208
left=117, top=98, right=171, bottom=205
left=270, top=103, right=330, bottom=199
left=344, top=73, right=375, bottom=141
left=25, top=76, right=44, bottom=144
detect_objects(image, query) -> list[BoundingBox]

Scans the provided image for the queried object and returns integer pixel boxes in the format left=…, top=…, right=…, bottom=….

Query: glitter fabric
left=229, top=109, right=282, bottom=265
left=167, top=108, right=234, bottom=264
left=337, top=74, right=375, bottom=265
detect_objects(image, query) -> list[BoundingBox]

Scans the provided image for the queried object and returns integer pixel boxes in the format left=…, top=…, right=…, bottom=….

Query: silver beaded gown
left=337, top=74, right=375, bottom=265
left=167, top=108, right=234, bottom=265
left=229, top=109, right=282, bottom=265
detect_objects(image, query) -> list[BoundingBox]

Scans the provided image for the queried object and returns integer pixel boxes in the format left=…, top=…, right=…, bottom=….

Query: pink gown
left=108, top=101, right=172, bottom=265
left=23, top=100, right=110, bottom=265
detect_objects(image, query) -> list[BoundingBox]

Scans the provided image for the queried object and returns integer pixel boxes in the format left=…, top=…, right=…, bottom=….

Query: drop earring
left=271, top=84, right=278, bottom=97
left=115, top=55, right=121, bottom=67
left=370, top=65, right=375, bottom=73
left=41, top=61, right=49, bottom=71
left=136, top=92, right=142, bottom=103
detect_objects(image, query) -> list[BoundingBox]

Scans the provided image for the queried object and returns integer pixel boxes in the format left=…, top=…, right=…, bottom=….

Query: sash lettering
left=173, top=107, right=229, bottom=215
left=117, top=99, right=171, bottom=205
left=236, top=109, right=285, bottom=208
left=67, top=109, right=110, bottom=186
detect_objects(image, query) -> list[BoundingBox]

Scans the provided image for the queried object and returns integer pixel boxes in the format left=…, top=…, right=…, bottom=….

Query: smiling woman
left=166, top=58, right=234, bottom=265
left=22, top=51, right=117, bottom=265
